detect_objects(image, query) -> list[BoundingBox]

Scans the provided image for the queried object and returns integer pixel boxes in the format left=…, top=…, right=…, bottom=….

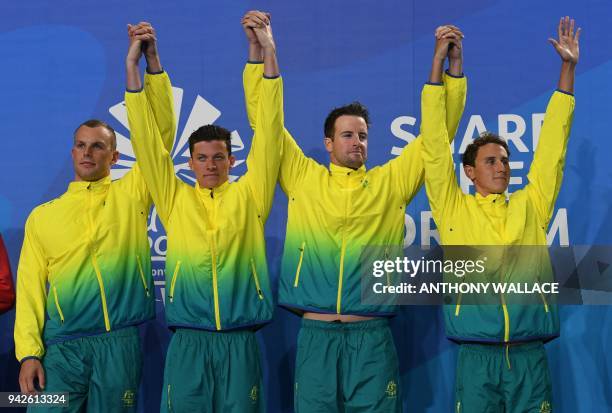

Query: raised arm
left=421, top=29, right=466, bottom=226
left=15, top=215, right=47, bottom=393
left=526, top=17, right=578, bottom=227
left=386, top=25, right=466, bottom=204
left=239, top=16, right=284, bottom=217
left=127, top=22, right=176, bottom=152
left=125, top=32, right=180, bottom=225
left=241, top=11, right=313, bottom=195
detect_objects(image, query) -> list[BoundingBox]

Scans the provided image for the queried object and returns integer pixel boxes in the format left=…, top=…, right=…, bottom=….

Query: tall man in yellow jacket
left=243, top=13, right=467, bottom=412
left=125, top=16, right=283, bottom=413
left=421, top=17, right=579, bottom=413
left=14, top=22, right=174, bottom=412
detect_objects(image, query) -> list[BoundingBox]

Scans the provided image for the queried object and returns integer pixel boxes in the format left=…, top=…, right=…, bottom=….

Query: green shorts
left=294, top=318, right=401, bottom=413
left=455, top=341, right=553, bottom=413
left=30, top=326, right=142, bottom=412
left=160, top=328, right=265, bottom=413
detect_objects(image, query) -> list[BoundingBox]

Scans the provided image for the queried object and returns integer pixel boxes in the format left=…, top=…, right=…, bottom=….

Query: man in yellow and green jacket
left=125, top=14, right=282, bottom=412
left=421, top=17, right=579, bottom=413
left=14, top=23, right=173, bottom=412
left=245, top=22, right=467, bottom=412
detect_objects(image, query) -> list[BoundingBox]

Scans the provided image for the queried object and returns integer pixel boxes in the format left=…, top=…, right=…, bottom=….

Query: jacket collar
left=197, top=179, right=230, bottom=199
left=67, top=175, right=112, bottom=193
left=475, top=191, right=506, bottom=206
left=329, top=162, right=366, bottom=178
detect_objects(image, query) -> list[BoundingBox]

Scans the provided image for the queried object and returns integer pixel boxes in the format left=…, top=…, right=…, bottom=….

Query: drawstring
left=505, top=344, right=512, bottom=370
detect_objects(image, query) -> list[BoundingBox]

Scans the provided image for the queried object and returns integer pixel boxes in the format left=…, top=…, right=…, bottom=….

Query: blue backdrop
left=1, top=1, right=611, bottom=412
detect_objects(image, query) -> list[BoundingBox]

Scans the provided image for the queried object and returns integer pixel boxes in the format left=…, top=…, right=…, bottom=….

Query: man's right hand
left=429, top=25, right=463, bottom=83
left=19, top=359, right=45, bottom=394
left=433, top=25, right=463, bottom=62
left=241, top=10, right=270, bottom=46
left=126, top=24, right=144, bottom=67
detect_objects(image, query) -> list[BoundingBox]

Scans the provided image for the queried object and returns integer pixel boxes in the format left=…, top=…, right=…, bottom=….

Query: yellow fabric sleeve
left=525, top=91, right=575, bottom=227
left=242, top=76, right=285, bottom=218
left=125, top=90, right=180, bottom=227
left=421, top=84, right=464, bottom=227
left=385, top=74, right=467, bottom=204
left=14, top=213, right=48, bottom=361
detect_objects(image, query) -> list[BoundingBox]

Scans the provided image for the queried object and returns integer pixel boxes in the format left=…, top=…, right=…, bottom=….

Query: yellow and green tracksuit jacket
left=244, top=63, right=467, bottom=316
left=421, top=83, right=575, bottom=343
left=125, top=72, right=284, bottom=331
left=14, top=72, right=175, bottom=362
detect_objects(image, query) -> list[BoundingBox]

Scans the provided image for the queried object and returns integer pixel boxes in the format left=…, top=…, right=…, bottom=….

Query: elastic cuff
left=247, top=60, right=264, bottom=64
left=555, top=88, right=574, bottom=96
left=425, top=81, right=443, bottom=86
left=263, top=74, right=281, bottom=79
left=126, top=87, right=144, bottom=93
left=20, top=356, right=41, bottom=364
left=146, top=67, right=164, bottom=75
left=445, top=69, right=465, bottom=78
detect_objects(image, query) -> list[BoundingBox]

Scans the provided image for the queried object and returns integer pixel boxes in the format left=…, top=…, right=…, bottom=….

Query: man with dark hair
left=461, top=132, right=510, bottom=168
left=125, top=15, right=283, bottom=412
left=323, top=102, right=370, bottom=138
left=0, top=233, right=15, bottom=314
left=14, top=22, right=174, bottom=411
left=244, top=17, right=467, bottom=412
left=421, top=16, right=579, bottom=413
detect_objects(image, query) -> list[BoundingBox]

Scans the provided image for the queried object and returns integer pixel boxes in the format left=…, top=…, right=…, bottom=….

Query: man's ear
left=110, top=150, right=119, bottom=166
left=229, top=155, right=236, bottom=168
left=188, top=157, right=194, bottom=171
left=323, top=136, right=333, bottom=154
left=463, top=164, right=475, bottom=182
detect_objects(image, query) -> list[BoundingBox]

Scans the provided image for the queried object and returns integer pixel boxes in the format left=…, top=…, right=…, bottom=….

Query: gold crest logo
left=122, top=390, right=136, bottom=408
left=250, top=385, right=258, bottom=403
left=385, top=380, right=397, bottom=398
left=540, top=400, right=552, bottom=413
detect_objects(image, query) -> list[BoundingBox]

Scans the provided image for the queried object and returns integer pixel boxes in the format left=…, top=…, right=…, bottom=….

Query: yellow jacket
left=14, top=72, right=175, bottom=361
left=421, top=83, right=574, bottom=342
left=125, top=73, right=284, bottom=331
left=244, top=63, right=467, bottom=315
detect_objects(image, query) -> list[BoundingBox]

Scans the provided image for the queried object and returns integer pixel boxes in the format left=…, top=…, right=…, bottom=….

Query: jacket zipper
left=293, top=241, right=306, bottom=287
left=52, top=286, right=65, bottom=324
left=250, top=259, right=264, bottom=300
left=169, top=261, right=182, bottom=303
left=336, top=184, right=351, bottom=314
left=210, top=237, right=221, bottom=330
left=136, top=255, right=151, bottom=297
left=500, top=253, right=510, bottom=342
left=87, top=186, right=110, bottom=331
left=455, top=292, right=462, bottom=316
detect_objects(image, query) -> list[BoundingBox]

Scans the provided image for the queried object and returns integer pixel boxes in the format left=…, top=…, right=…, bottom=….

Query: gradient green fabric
left=243, top=63, right=467, bottom=316
left=454, top=342, right=553, bottom=413
left=294, top=319, right=401, bottom=413
left=160, top=328, right=265, bottom=413
left=29, top=327, right=141, bottom=413
left=14, top=72, right=174, bottom=361
left=125, top=74, right=283, bottom=331
left=421, top=85, right=574, bottom=343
